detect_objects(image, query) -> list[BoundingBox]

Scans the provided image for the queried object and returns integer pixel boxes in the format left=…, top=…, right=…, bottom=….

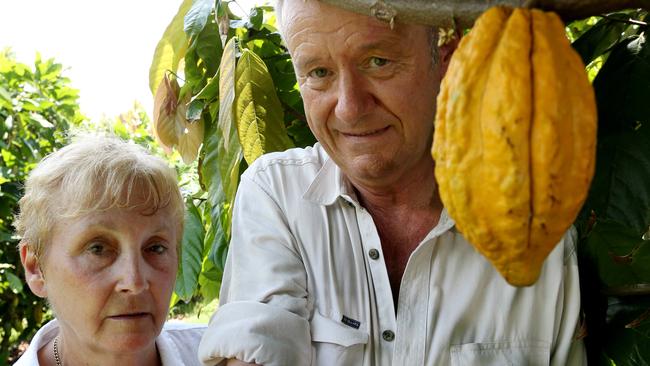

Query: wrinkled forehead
left=281, top=0, right=389, bottom=38
left=281, top=0, right=429, bottom=54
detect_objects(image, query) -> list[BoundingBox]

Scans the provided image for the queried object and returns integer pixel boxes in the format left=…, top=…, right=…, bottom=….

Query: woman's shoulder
left=158, top=321, right=207, bottom=366
left=13, top=320, right=59, bottom=366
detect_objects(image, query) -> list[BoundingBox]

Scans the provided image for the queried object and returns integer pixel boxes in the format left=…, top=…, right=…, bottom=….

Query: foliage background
left=0, top=1, right=648, bottom=365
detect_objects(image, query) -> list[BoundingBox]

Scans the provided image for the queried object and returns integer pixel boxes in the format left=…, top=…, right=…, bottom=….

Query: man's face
left=283, top=0, right=442, bottom=187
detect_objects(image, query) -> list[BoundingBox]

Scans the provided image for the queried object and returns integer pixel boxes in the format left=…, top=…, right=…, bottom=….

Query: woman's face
left=39, top=201, right=179, bottom=353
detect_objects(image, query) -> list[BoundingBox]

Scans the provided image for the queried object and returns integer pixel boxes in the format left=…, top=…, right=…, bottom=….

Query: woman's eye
left=369, top=57, right=389, bottom=67
left=146, top=243, right=168, bottom=255
left=308, top=67, right=329, bottom=78
left=87, top=242, right=108, bottom=256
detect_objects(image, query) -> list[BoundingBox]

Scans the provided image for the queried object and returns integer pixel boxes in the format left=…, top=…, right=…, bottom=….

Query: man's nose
left=115, top=254, right=149, bottom=294
left=334, top=71, right=374, bottom=124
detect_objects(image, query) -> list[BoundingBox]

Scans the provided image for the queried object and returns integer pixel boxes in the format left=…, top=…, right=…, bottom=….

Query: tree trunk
left=320, top=0, right=649, bottom=28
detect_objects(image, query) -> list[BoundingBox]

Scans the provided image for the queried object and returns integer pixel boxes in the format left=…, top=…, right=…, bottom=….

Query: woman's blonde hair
left=14, top=134, right=184, bottom=258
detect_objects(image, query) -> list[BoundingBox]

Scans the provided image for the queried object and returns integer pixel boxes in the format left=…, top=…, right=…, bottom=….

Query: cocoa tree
left=150, top=1, right=648, bottom=364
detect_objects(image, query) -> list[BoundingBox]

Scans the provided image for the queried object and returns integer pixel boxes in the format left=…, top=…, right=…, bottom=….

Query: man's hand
left=226, top=359, right=261, bottom=366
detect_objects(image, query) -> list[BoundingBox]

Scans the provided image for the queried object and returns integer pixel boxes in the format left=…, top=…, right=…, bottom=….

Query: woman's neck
left=38, top=334, right=161, bottom=366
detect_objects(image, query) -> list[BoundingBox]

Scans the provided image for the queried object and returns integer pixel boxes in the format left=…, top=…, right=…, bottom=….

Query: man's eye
left=369, top=57, right=389, bottom=67
left=308, top=68, right=329, bottom=78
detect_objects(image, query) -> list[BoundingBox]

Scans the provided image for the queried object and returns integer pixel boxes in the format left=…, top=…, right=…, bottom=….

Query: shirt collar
left=302, top=155, right=357, bottom=206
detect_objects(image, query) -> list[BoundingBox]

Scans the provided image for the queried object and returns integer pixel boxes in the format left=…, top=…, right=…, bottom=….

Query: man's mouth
left=342, top=126, right=390, bottom=137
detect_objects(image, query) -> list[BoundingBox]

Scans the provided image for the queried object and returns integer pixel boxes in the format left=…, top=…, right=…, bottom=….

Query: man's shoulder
left=243, top=144, right=328, bottom=183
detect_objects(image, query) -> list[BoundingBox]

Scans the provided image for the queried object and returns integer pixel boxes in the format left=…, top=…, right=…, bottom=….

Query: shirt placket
left=354, top=204, right=397, bottom=365
left=393, top=240, right=435, bottom=365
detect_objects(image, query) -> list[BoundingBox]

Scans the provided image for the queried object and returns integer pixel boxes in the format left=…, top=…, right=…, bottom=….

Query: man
left=199, top=0, right=586, bottom=365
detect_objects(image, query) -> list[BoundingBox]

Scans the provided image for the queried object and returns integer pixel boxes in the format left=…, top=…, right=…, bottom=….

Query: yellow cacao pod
left=432, top=7, right=597, bottom=286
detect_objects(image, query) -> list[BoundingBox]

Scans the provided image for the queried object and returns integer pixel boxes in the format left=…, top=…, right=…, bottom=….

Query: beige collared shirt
left=199, top=143, right=586, bottom=366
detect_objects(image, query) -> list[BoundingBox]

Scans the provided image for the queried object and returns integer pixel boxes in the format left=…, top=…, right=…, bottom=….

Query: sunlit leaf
left=5, top=270, right=23, bottom=294
left=149, top=0, right=192, bottom=94
left=175, top=198, right=206, bottom=302
left=235, top=49, right=293, bottom=164
left=193, top=72, right=220, bottom=101
left=184, top=0, right=214, bottom=39
left=29, top=113, right=53, bottom=128
left=153, top=74, right=181, bottom=148
left=176, top=94, right=204, bottom=164
left=198, top=254, right=221, bottom=302
left=218, top=37, right=242, bottom=205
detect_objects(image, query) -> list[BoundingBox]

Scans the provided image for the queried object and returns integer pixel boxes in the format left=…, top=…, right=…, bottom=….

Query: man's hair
left=14, top=133, right=184, bottom=258
left=273, top=0, right=440, bottom=66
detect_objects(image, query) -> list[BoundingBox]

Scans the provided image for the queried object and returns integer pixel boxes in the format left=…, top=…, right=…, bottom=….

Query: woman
left=14, top=134, right=205, bottom=366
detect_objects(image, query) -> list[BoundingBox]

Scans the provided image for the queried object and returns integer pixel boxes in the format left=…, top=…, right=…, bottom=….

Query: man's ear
left=20, top=243, right=47, bottom=298
left=438, top=28, right=461, bottom=78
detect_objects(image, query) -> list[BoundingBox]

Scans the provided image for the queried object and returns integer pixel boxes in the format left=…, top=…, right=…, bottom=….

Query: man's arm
left=226, top=360, right=259, bottom=366
left=198, top=174, right=312, bottom=366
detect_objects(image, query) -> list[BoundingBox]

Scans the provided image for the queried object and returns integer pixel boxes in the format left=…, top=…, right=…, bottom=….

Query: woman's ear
left=20, top=243, right=47, bottom=298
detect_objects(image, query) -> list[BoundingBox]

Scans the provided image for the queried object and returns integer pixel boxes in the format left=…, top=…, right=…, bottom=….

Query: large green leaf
left=582, top=35, right=650, bottom=235
left=217, top=37, right=242, bottom=208
left=603, top=296, right=650, bottom=366
left=149, top=0, right=193, bottom=94
left=571, top=16, right=628, bottom=65
left=184, top=0, right=215, bottom=39
left=200, top=101, right=229, bottom=272
left=196, top=22, right=223, bottom=77
left=583, top=220, right=650, bottom=289
left=235, top=49, right=294, bottom=164
left=174, top=198, right=206, bottom=302
left=594, top=35, right=650, bottom=133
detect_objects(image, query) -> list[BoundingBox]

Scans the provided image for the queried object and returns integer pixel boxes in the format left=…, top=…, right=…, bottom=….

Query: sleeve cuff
left=198, top=301, right=311, bottom=366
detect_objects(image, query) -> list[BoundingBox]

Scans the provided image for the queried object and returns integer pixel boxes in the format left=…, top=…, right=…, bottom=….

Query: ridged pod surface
left=432, top=6, right=597, bottom=286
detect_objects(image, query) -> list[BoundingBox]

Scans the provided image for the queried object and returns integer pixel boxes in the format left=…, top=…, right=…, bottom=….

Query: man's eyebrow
left=357, top=38, right=404, bottom=54
left=294, top=54, right=324, bottom=71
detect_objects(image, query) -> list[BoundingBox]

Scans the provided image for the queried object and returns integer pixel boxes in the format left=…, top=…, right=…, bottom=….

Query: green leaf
left=0, top=86, right=11, bottom=102
left=5, top=270, right=23, bottom=294
left=196, top=22, right=223, bottom=77
left=184, top=0, right=215, bottom=39
left=193, top=72, right=220, bottom=101
left=581, top=35, right=650, bottom=235
left=29, top=113, right=54, bottom=128
left=582, top=220, right=650, bottom=289
left=595, top=35, right=650, bottom=132
left=186, top=98, right=205, bottom=122
left=218, top=37, right=243, bottom=207
left=174, top=198, right=206, bottom=302
left=183, top=43, right=204, bottom=87
left=602, top=296, right=650, bottom=366
left=572, top=16, right=628, bottom=65
left=149, top=0, right=193, bottom=94
left=235, top=49, right=294, bottom=164
left=198, top=254, right=221, bottom=302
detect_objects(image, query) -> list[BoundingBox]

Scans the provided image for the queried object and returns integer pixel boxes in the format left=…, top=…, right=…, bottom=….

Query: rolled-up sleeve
left=198, top=174, right=312, bottom=366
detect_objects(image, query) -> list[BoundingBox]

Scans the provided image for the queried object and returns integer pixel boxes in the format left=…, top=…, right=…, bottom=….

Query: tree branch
left=320, top=0, right=648, bottom=29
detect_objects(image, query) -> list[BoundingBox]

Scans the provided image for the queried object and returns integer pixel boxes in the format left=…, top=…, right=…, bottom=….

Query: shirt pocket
left=450, top=340, right=550, bottom=366
left=310, top=312, right=368, bottom=366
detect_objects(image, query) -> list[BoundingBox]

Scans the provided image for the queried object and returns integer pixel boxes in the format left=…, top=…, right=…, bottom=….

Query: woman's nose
left=115, top=254, right=149, bottom=294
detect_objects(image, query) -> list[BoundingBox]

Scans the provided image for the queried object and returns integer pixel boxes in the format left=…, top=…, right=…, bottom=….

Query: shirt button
left=368, top=249, right=380, bottom=260
left=382, top=330, right=395, bottom=342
